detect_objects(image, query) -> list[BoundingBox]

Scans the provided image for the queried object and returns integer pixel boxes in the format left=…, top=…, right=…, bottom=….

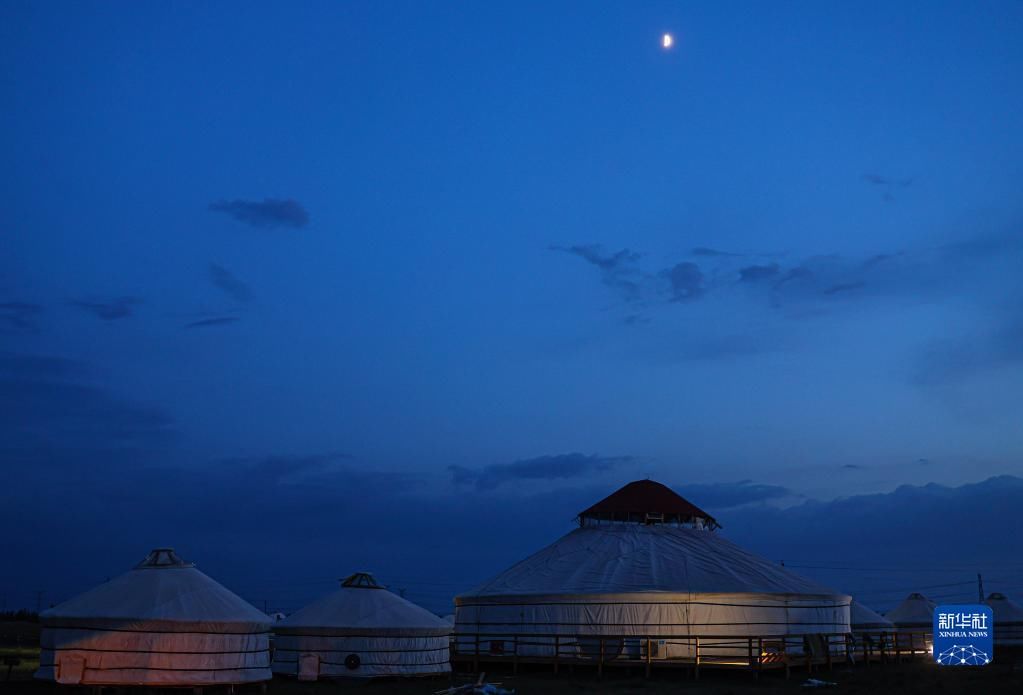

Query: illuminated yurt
left=850, top=601, right=894, bottom=633
left=35, top=548, right=271, bottom=686
left=985, top=593, right=1023, bottom=646
left=272, top=572, right=451, bottom=680
left=454, top=480, right=851, bottom=660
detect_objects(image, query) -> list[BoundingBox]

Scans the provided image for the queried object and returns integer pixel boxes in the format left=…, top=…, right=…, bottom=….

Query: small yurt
left=272, top=572, right=451, bottom=680
left=850, top=601, right=894, bottom=633
left=985, top=593, right=1023, bottom=646
left=36, top=548, right=271, bottom=687
left=849, top=600, right=894, bottom=657
left=886, top=592, right=935, bottom=651
left=454, top=480, right=851, bottom=661
left=886, top=593, right=935, bottom=631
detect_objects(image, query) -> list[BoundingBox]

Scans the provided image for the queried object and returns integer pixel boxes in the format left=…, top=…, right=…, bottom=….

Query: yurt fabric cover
left=35, top=549, right=271, bottom=686
left=272, top=573, right=451, bottom=679
left=455, top=481, right=850, bottom=657
left=986, top=593, right=1023, bottom=646
left=850, top=601, right=894, bottom=631
left=885, top=593, right=936, bottom=629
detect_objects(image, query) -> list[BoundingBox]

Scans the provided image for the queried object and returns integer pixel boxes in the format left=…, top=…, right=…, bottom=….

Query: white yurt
left=850, top=601, right=895, bottom=633
left=454, top=480, right=851, bottom=661
left=36, top=548, right=271, bottom=687
left=886, top=593, right=935, bottom=630
left=985, top=593, right=1023, bottom=646
left=886, top=592, right=934, bottom=651
left=272, top=572, right=451, bottom=680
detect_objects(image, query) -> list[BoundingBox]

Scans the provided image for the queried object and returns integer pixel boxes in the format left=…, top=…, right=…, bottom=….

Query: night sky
left=3, top=2, right=1023, bottom=615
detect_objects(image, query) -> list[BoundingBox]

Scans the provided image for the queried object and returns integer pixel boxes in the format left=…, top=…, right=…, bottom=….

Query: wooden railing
left=451, top=631, right=933, bottom=679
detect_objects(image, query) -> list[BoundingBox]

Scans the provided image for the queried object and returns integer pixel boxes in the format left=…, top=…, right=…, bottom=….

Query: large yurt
left=35, top=548, right=271, bottom=686
left=272, top=572, right=451, bottom=680
left=454, top=480, right=851, bottom=661
left=985, top=593, right=1023, bottom=646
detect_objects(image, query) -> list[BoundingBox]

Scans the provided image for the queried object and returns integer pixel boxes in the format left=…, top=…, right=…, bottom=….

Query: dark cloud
left=723, top=476, right=1023, bottom=610
left=663, top=262, right=705, bottom=302
left=209, top=264, right=253, bottom=303
left=679, top=480, right=793, bottom=510
left=0, top=302, right=42, bottom=331
left=450, top=452, right=635, bottom=491
left=0, top=353, right=175, bottom=463
left=184, top=316, right=240, bottom=329
left=862, top=173, right=912, bottom=187
left=209, top=198, right=309, bottom=229
left=842, top=464, right=863, bottom=470
left=739, top=264, right=781, bottom=283
left=913, top=314, right=1023, bottom=385
left=69, top=297, right=139, bottom=320
left=862, top=173, right=912, bottom=203
left=549, top=244, right=646, bottom=302
left=691, top=247, right=745, bottom=258
left=218, top=452, right=355, bottom=485
left=823, top=281, right=865, bottom=295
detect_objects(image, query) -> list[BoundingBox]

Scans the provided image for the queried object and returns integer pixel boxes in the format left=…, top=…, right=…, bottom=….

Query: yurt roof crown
left=341, top=572, right=383, bottom=589
left=577, top=479, right=720, bottom=530
left=134, top=547, right=194, bottom=569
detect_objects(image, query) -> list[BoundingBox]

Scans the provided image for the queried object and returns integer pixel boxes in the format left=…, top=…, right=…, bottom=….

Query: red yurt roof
left=577, top=479, right=720, bottom=529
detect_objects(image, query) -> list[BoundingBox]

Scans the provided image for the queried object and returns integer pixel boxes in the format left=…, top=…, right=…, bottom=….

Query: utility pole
left=978, top=573, right=985, bottom=603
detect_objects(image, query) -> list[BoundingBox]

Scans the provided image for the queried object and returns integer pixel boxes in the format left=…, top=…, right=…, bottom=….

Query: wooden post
left=645, top=638, right=651, bottom=679
left=553, top=635, right=559, bottom=676
left=747, top=637, right=753, bottom=670
left=894, top=633, right=901, bottom=664
left=826, top=635, right=833, bottom=671
left=756, top=637, right=763, bottom=680
left=694, top=636, right=700, bottom=680
left=598, top=638, right=604, bottom=678
left=513, top=635, right=519, bottom=675
left=474, top=634, right=480, bottom=674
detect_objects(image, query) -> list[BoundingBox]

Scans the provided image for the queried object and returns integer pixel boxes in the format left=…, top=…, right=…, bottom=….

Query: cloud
left=691, top=247, right=746, bottom=258
left=184, top=316, right=240, bottom=329
left=913, top=313, right=1023, bottom=385
left=678, top=480, right=793, bottom=510
left=663, top=262, right=705, bottom=302
left=0, top=302, right=42, bottom=331
left=862, top=173, right=912, bottom=187
left=450, top=452, right=635, bottom=491
left=0, top=352, right=174, bottom=463
left=209, top=198, right=309, bottom=229
left=217, top=452, right=355, bottom=485
left=69, top=297, right=139, bottom=320
left=549, top=244, right=647, bottom=302
left=209, top=264, right=253, bottom=303
left=739, top=264, right=781, bottom=283
left=722, top=475, right=1023, bottom=610
left=822, top=281, right=865, bottom=295
left=862, top=173, right=912, bottom=203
